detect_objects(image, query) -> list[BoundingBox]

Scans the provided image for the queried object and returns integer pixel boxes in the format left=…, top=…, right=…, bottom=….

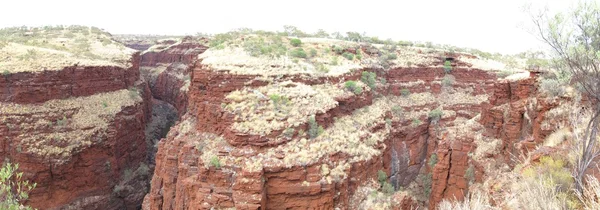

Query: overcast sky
left=0, top=0, right=578, bottom=54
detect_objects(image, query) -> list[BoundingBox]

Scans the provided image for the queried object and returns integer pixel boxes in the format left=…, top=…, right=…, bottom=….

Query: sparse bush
left=442, top=75, right=455, bottom=87
left=331, top=56, right=339, bottom=65
left=465, top=164, right=475, bottom=184
left=344, top=80, right=363, bottom=95
left=386, top=53, right=398, bottom=60
left=355, top=51, right=363, bottom=60
left=428, top=109, right=443, bottom=122
left=269, top=94, right=289, bottom=106
left=422, top=173, right=433, bottom=197
left=289, top=48, right=307, bottom=58
left=429, top=153, right=438, bottom=167
left=412, top=118, right=422, bottom=126
left=210, top=156, right=221, bottom=169
left=0, top=163, right=36, bottom=210
left=401, top=88, right=410, bottom=97
left=377, top=170, right=387, bottom=185
left=316, top=63, right=329, bottom=73
left=444, top=60, right=452, bottom=73
left=290, top=38, right=302, bottom=47
left=333, top=45, right=344, bottom=54
left=342, top=52, right=354, bottom=60
left=382, top=182, right=395, bottom=195
left=308, top=115, right=324, bottom=139
left=540, top=78, right=564, bottom=97
left=385, top=118, right=392, bottom=127
left=309, top=48, right=317, bottom=57
left=1, top=70, right=9, bottom=76
left=361, top=71, right=377, bottom=89
left=102, top=101, right=108, bottom=108
left=391, top=105, right=403, bottom=117
left=56, top=116, right=67, bottom=126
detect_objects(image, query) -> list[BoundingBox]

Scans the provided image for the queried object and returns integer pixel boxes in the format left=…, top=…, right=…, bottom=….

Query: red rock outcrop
left=0, top=53, right=140, bottom=104
left=0, top=56, right=152, bottom=209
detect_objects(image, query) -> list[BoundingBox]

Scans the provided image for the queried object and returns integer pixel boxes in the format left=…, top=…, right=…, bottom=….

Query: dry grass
left=438, top=192, right=499, bottom=210
left=0, top=26, right=135, bottom=73
left=0, top=89, right=142, bottom=157
left=224, top=80, right=366, bottom=135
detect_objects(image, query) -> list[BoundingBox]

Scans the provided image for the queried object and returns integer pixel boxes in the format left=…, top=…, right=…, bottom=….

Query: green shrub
left=422, top=173, right=433, bottom=197
left=342, top=52, right=354, bottom=60
left=344, top=81, right=363, bottom=95
left=308, top=115, right=324, bottom=139
left=331, top=56, right=339, bottom=65
left=333, top=45, right=344, bottom=54
left=412, top=118, right=422, bottom=126
left=401, top=88, right=410, bottom=97
left=361, top=71, right=377, bottom=89
left=1, top=70, right=9, bottom=76
left=0, top=163, right=36, bottom=210
left=386, top=53, right=398, bottom=60
left=429, top=153, right=438, bottom=167
left=269, top=94, right=288, bottom=106
left=442, top=75, right=455, bottom=87
left=391, top=105, right=403, bottom=117
left=309, top=48, right=317, bottom=57
left=377, top=170, right=388, bottom=184
left=465, top=164, right=475, bottom=185
left=102, top=101, right=108, bottom=108
left=428, top=109, right=443, bottom=122
left=128, top=87, right=140, bottom=99
left=210, top=156, right=221, bottom=169
left=382, top=182, right=395, bottom=195
left=356, top=51, right=363, bottom=60
left=56, top=116, right=67, bottom=126
left=289, top=48, right=307, bottom=58
left=283, top=128, right=295, bottom=138
left=385, top=118, right=392, bottom=127
left=290, top=38, right=302, bottom=47
left=444, top=60, right=452, bottom=73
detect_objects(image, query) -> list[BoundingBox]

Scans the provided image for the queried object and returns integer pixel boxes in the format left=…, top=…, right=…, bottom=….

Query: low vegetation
left=0, top=163, right=36, bottom=210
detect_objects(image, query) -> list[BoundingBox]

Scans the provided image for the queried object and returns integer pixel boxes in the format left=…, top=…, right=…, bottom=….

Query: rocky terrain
left=0, top=27, right=579, bottom=210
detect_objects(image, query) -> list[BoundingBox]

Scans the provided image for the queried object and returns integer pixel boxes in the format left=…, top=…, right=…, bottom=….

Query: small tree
left=529, top=1, right=600, bottom=194
left=0, top=163, right=36, bottom=210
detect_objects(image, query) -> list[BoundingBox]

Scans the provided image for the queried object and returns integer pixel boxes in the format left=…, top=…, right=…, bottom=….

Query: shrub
left=210, top=156, right=221, bottom=169
left=386, top=53, right=398, bottom=60
left=400, top=88, right=410, bottom=97
left=412, top=118, right=422, bottom=126
left=382, top=182, right=395, bottom=195
left=308, top=115, right=324, bottom=139
left=344, top=80, right=363, bottom=95
left=128, top=87, right=140, bottom=99
left=316, top=63, right=329, bottom=73
left=444, top=60, right=452, bottom=73
left=429, top=153, right=438, bottom=167
left=361, top=71, right=377, bottom=89
left=385, top=118, right=392, bottom=127
left=465, top=164, right=475, bottom=184
left=356, top=51, right=363, bottom=60
left=269, top=94, right=288, bottom=106
left=333, top=45, right=344, bottom=54
left=309, top=48, right=317, bottom=57
left=540, top=78, right=564, bottom=97
left=289, top=48, right=307, bottom=58
left=422, top=173, right=433, bottom=197
left=391, top=105, right=403, bottom=117
left=428, top=109, right=443, bottom=122
left=442, top=75, right=455, bottom=87
left=342, top=52, right=354, bottom=60
left=283, top=128, right=295, bottom=138
left=377, top=170, right=388, bottom=185
left=0, top=163, right=36, bottom=210
left=1, top=70, right=9, bottom=76
left=290, top=38, right=302, bottom=47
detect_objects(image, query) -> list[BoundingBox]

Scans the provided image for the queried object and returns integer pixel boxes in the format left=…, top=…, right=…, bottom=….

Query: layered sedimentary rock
left=140, top=37, right=208, bottom=115
left=0, top=26, right=152, bottom=210
left=142, top=35, right=513, bottom=209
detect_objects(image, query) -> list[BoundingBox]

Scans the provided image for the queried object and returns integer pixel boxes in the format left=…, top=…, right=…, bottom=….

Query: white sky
left=0, top=0, right=577, bottom=54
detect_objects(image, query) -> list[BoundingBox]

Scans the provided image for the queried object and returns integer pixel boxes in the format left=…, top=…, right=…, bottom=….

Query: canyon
left=0, top=27, right=569, bottom=210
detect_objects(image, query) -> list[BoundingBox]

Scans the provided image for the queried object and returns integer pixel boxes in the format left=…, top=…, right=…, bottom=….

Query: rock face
left=0, top=53, right=140, bottom=104
left=0, top=55, right=152, bottom=210
left=140, top=37, right=208, bottom=116
left=143, top=50, right=509, bottom=209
